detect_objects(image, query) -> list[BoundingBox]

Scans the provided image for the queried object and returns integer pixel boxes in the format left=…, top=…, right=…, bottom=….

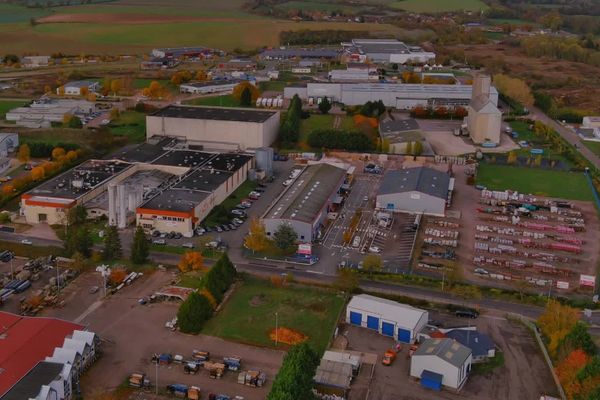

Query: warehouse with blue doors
left=345, top=294, right=428, bottom=343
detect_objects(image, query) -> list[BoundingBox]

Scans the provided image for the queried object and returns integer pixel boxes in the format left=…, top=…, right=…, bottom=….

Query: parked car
left=474, top=268, right=489, bottom=275
left=231, top=209, right=246, bottom=217
left=152, top=239, right=166, bottom=245
left=283, top=179, right=293, bottom=186
left=382, top=349, right=397, bottom=366
left=233, top=218, right=244, bottom=225
left=21, top=239, right=32, bottom=245
left=182, top=243, right=195, bottom=249
left=221, top=224, right=230, bottom=231
left=228, top=223, right=237, bottom=230
left=455, top=309, right=479, bottom=319
left=174, top=232, right=182, bottom=239
left=195, top=228, right=205, bottom=236
left=151, top=230, right=161, bottom=237
left=352, top=236, right=361, bottom=248
left=215, top=226, right=223, bottom=233
left=368, top=246, right=381, bottom=253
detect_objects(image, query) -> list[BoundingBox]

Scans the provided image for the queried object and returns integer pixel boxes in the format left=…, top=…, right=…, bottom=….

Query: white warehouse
left=146, top=105, right=280, bottom=151
left=346, top=294, right=428, bottom=343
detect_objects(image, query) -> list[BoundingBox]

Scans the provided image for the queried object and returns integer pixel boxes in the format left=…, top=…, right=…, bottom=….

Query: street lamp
left=275, top=312, right=279, bottom=347
left=155, top=360, right=158, bottom=395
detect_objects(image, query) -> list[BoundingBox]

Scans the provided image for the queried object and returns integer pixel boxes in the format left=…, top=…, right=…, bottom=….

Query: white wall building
left=466, top=75, right=502, bottom=144
left=582, top=116, right=600, bottom=129
left=410, top=338, right=473, bottom=391
left=179, top=79, right=249, bottom=95
left=346, top=294, right=428, bottom=343
left=6, top=98, right=95, bottom=128
left=58, top=81, right=99, bottom=96
left=146, top=105, right=280, bottom=151
left=0, top=132, right=19, bottom=157
left=342, top=39, right=435, bottom=64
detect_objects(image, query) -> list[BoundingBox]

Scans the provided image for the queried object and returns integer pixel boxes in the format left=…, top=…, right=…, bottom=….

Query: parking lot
left=340, top=310, right=558, bottom=400
left=47, top=270, right=285, bottom=399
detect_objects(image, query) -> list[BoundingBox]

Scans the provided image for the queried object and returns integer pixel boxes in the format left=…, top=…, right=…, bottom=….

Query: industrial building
left=346, top=294, right=428, bottom=343
left=58, top=80, right=100, bottom=96
left=5, top=98, right=95, bottom=128
left=376, top=167, right=453, bottom=216
left=262, top=163, right=346, bottom=242
left=21, top=137, right=254, bottom=237
left=328, top=64, right=380, bottom=82
left=179, top=79, right=248, bottom=95
left=582, top=116, right=600, bottom=129
left=260, top=48, right=340, bottom=60
left=0, top=311, right=99, bottom=400
left=146, top=105, right=280, bottom=151
left=378, top=118, right=424, bottom=154
left=0, top=132, right=18, bottom=157
left=464, top=74, right=502, bottom=144
left=151, top=46, right=218, bottom=59
left=21, top=55, right=50, bottom=68
left=284, top=82, right=498, bottom=109
left=341, top=39, right=435, bottom=64
left=410, top=338, right=472, bottom=391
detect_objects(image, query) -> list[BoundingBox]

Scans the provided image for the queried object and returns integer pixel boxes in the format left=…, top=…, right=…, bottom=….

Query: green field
left=258, top=81, right=287, bottom=92
left=390, top=0, right=488, bottom=12
left=185, top=95, right=243, bottom=108
left=109, top=111, right=146, bottom=143
left=0, top=4, right=50, bottom=23
left=203, top=277, right=344, bottom=352
left=476, top=164, right=593, bottom=201
left=583, top=140, right=600, bottom=157
left=275, top=1, right=364, bottom=13
left=0, top=100, right=28, bottom=120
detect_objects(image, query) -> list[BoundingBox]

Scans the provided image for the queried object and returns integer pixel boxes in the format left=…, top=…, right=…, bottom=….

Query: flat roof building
left=0, top=132, right=18, bottom=157
left=260, top=48, right=340, bottom=60
left=179, top=79, right=247, bottom=95
left=146, top=105, right=280, bottom=151
left=6, top=97, right=95, bottom=128
left=342, top=38, right=436, bottom=64
left=379, top=118, right=424, bottom=154
left=262, top=163, right=346, bottom=242
left=376, top=167, right=452, bottom=216
left=284, top=82, right=498, bottom=110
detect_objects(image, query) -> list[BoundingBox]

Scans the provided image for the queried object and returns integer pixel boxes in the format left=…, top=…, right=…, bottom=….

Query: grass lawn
left=184, top=95, right=243, bottom=108
left=177, top=272, right=204, bottom=289
left=472, top=351, right=505, bottom=375
left=258, top=81, right=287, bottom=92
left=109, top=111, right=146, bottom=143
left=476, top=164, right=593, bottom=201
left=390, top=0, right=488, bottom=12
left=0, top=100, right=28, bottom=120
left=508, top=120, right=568, bottom=162
left=19, top=128, right=95, bottom=148
left=203, top=277, right=345, bottom=353
left=583, top=141, right=600, bottom=157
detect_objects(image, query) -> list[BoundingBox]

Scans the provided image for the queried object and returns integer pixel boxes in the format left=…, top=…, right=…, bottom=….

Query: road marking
left=74, top=299, right=104, bottom=323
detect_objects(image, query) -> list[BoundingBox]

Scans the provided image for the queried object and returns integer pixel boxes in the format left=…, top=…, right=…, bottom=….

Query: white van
left=352, top=236, right=361, bottom=248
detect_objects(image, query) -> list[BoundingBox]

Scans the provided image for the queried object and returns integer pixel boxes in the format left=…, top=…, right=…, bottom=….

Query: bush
left=307, top=129, right=374, bottom=151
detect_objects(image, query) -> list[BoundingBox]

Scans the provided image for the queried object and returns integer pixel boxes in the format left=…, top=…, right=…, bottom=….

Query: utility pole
left=275, top=312, right=279, bottom=347
left=10, top=256, right=14, bottom=280
left=155, top=360, right=158, bottom=395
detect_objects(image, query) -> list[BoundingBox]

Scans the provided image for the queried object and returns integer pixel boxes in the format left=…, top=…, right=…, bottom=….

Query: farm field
left=476, top=164, right=593, bottom=201
left=0, top=1, right=400, bottom=54
left=390, top=0, right=488, bottom=12
left=0, top=3, right=50, bottom=23
left=0, top=99, right=28, bottom=119
left=203, top=277, right=345, bottom=353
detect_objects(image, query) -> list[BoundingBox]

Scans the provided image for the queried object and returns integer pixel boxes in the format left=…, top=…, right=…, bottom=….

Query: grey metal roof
left=64, top=80, right=96, bottom=88
left=445, top=330, right=495, bottom=358
left=261, top=48, right=339, bottom=59
left=414, top=338, right=472, bottom=368
left=140, top=188, right=209, bottom=213
left=264, top=163, right=346, bottom=223
left=377, top=167, right=450, bottom=200
left=152, top=105, right=277, bottom=123
left=314, top=359, right=352, bottom=389
left=3, top=361, right=63, bottom=400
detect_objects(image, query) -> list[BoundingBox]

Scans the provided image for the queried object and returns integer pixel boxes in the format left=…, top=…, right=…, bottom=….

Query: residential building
left=410, top=338, right=473, bottom=391
left=346, top=294, right=428, bottom=343
left=284, top=82, right=498, bottom=109
left=58, top=81, right=100, bottom=96
left=376, top=167, right=453, bottom=216
left=146, top=105, right=280, bottom=151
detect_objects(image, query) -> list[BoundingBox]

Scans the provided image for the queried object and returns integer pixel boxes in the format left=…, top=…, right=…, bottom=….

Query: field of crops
left=390, top=0, right=488, bottom=12
left=0, top=0, right=400, bottom=54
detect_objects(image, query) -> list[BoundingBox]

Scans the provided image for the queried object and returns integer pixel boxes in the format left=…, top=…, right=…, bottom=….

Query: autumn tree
left=362, top=254, right=382, bottom=277
left=537, top=300, right=580, bottom=356
left=507, top=150, right=518, bottom=164
left=80, top=86, right=89, bottom=97
left=142, top=81, right=167, bottom=99
left=177, top=251, right=205, bottom=273
left=58, top=86, right=65, bottom=96
left=555, top=349, right=590, bottom=399
left=52, top=147, right=66, bottom=161
left=109, top=267, right=127, bottom=285
left=232, top=81, right=260, bottom=104
left=334, top=268, right=359, bottom=293
left=30, top=166, right=45, bottom=181
left=17, top=144, right=30, bottom=163
left=244, top=217, right=269, bottom=253
left=195, top=70, right=207, bottom=81
left=493, top=74, right=534, bottom=106
left=110, top=79, right=122, bottom=95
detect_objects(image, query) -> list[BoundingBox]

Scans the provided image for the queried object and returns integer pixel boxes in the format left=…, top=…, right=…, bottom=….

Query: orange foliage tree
left=109, top=268, right=127, bottom=285
left=2, top=185, right=14, bottom=195
left=178, top=251, right=205, bottom=273
left=52, top=147, right=66, bottom=161
left=232, top=81, right=260, bottom=103
left=555, top=349, right=590, bottom=399
left=537, top=300, right=579, bottom=356
left=30, top=166, right=45, bottom=181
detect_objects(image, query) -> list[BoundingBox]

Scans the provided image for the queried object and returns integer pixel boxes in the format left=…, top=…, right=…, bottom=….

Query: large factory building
left=146, top=105, right=280, bottom=151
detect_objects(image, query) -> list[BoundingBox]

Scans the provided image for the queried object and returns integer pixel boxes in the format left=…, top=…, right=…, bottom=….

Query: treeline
left=279, top=29, right=370, bottom=45
left=278, top=94, right=302, bottom=148
left=25, top=142, right=80, bottom=158
left=177, top=254, right=237, bottom=334
left=520, top=36, right=600, bottom=67
left=307, top=129, right=374, bottom=151
left=266, top=342, right=319, bottom=400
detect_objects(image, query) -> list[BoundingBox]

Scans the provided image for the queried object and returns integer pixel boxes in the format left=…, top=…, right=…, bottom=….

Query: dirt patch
left=269, top=327, right=308, bottom=345
left=36, top=13, right=249, bottom=24
left=249, top=294, right=267, bottom=307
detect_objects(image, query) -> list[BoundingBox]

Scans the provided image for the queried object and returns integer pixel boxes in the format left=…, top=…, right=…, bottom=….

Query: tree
left=103, top=225, right=122, bottom=261
left=30, top=166, right=45, bottom=181
left=68, top=116, right=82, bottom=129
left=131, top=225, right=149, bottom=265
left=493, top=74, right=534, bottom=107
left=142, top=81, right=167, bottom=99
left=318, top=96, right=332, bottom=114
left=266, top=343, right=319, bottom=400
left=110, top=79, right=122, bottom=95
left=58, top=86, right=65, bottom=96
left=244, top=217, right=269, bottom=253
left=17, top=144, right=30, bottom=163
left=177, top=291, right=213, bottom=334
left=405, top=141, right=413, bottom=155
left=80, top=86, right=89, bottom=97
left=68, top=204, right=87, bottom=226
left=538, top=300, right=580, bottom=357
left=558, top=322, right=597, bottom=359
left=413, top=141, right=423, bottom=156
left=232, top=81, right=260, bottom=103
left=556, top=349, right=591, bottom=399
left=66, top=225, right=92, bottom=258
left=109, top=267, right=127, bottom=285
left=334, top=269, right=359, bottom=293
left=195, top=70, right=207, bottom=81
left=240, top=87, right=252, bottom=107
left=273, top=224, right=297, bottom=250
left=52, top=147, right=66, bottom=161
left=177, top=251, right=205, bottom=273
left=362, top=254, right=382, bottom=277
left=507, top=150, right=518, bottom=164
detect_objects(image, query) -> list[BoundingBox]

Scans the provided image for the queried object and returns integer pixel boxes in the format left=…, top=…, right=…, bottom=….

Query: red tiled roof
left=0, top=311, right=84, bottom=396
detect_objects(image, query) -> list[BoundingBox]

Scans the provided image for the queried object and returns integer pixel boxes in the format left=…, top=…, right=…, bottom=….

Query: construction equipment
left=204, top=361, right=225, bottom=379
left=382, top=349, right=396, bottom=366
left=128, top=372, right=150, bottom=388
left=237, top=370, right=266, bottom=387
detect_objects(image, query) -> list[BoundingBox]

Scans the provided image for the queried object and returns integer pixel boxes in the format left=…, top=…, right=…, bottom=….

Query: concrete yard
left=341, top=310, right=558, bottom=400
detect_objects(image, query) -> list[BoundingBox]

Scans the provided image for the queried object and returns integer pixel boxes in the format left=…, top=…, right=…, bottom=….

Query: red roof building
left=0, top=312, right=84, bottom=396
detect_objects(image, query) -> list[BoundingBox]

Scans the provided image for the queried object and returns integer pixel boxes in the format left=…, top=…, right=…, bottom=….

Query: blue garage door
left=398, top=328, right=411, bottom=343
left=366, top=315, right=379, bottom=330
left=381, top=321, right=394, bottom=337
left=349, top=311, right=362, bottom=326
left=421, top=370, right=442, bottom=391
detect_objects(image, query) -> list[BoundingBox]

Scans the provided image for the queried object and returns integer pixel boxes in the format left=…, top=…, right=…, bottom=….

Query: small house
left=410, top=338, right=472, bottom=391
